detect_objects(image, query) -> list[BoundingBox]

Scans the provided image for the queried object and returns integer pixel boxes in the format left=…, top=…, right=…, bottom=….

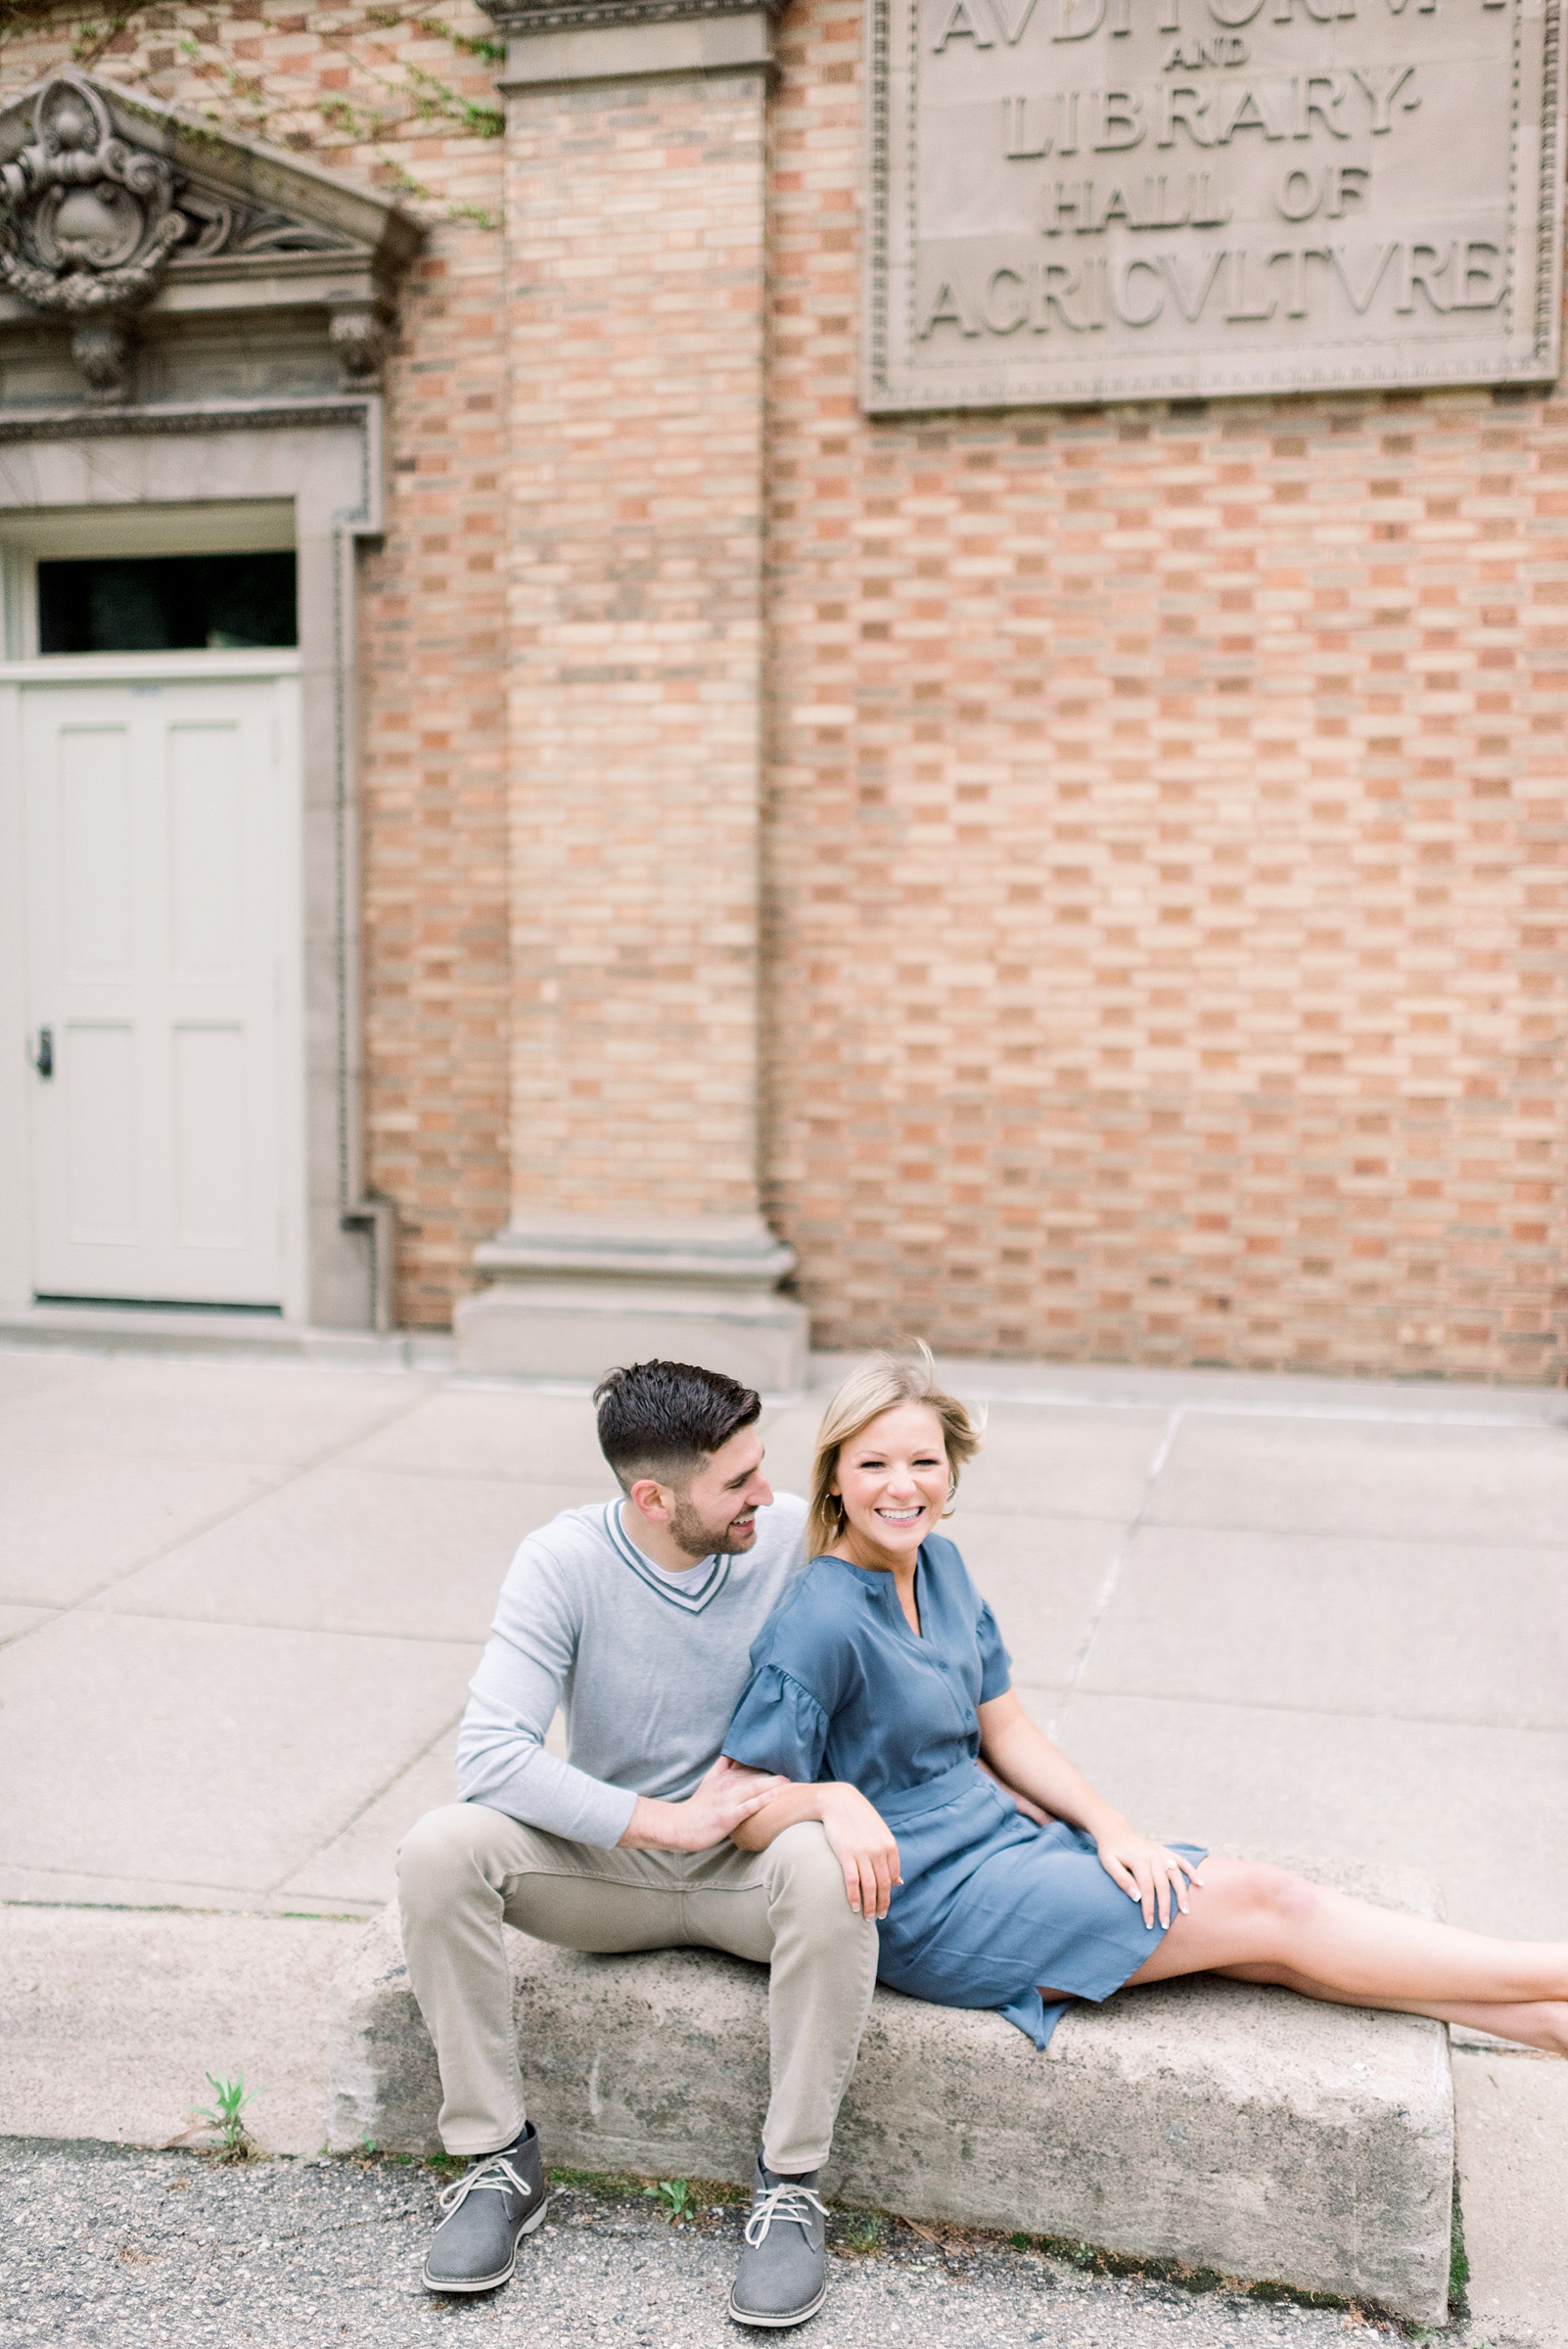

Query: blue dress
left=723, top=1537, right=1207, bottom=2049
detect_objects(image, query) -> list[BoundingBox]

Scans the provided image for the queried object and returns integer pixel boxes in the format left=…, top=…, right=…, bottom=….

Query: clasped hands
left=620, top=1755, right=901, bottom=1919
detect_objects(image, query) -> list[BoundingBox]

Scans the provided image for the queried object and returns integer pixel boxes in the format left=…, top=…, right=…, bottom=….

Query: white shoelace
left=743, top=2181, right=829, bottom=2248
left=435, top=2151, right=533, bottom=2225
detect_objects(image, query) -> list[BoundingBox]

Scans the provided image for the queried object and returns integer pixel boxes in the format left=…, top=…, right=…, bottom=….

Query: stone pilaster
left=455, top=0, right=806, bottom=1389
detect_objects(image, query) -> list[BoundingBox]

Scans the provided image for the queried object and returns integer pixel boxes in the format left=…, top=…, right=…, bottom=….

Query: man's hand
left=618, top=1756, right=789, bottom=1854
left=818, top=1784, right=900, bottom=1919
left=720, top=1773, right=899, bottom=1913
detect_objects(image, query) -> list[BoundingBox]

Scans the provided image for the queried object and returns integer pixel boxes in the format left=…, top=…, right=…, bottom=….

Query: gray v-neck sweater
left=455, top=1493, right=808, bottom=1848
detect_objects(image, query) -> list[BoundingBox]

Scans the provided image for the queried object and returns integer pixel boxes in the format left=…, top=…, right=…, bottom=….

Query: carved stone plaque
left=864, top=0, right=1564, bottom=410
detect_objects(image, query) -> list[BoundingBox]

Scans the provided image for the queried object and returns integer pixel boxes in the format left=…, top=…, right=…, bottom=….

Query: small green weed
left=645, top=2178, right=695, bottom=2225
left=842, top=2211, right=886, bottom=2254
left=1009, top=2232, right=1033, bottom=2250
left=192, top=2070, right=258, bottom=2162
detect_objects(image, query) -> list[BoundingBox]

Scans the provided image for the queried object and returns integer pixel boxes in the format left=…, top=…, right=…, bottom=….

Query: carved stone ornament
left=68, top=316, right=136, bottom=403
left=0, top=69, right=422, bottom=411
left=0, top=72, right=184, bottom=320
left=328, top=298, right=390, bottom=387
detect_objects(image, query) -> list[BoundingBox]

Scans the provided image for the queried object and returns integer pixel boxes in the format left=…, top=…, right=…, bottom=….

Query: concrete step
left=1, top=1907, right=364, bottom=2155
left=328, top=1855, right=1454, bottom=2326
left=0, top=1303, right=455, bottom=1371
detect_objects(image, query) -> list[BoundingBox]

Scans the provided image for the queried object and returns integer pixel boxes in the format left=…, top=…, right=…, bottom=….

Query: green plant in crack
left=192, top=2070, right=259, bottom=2162
left=644, top=2178, right=695, bottom=2225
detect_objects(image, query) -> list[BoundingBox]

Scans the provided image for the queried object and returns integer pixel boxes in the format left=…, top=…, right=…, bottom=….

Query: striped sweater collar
left=603, top=1501, right=732, bottom=1615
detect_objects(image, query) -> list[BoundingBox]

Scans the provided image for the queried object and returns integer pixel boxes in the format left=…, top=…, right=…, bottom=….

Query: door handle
left=34, top=1027, right=53, bottom=1080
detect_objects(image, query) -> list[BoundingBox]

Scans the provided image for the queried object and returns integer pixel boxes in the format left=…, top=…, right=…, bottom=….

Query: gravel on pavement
left=0, top=2140, right=1432, bottom=2349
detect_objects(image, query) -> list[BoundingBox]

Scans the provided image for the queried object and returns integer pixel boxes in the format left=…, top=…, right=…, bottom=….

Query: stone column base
left=455, top=1214, right=808, bottom=1393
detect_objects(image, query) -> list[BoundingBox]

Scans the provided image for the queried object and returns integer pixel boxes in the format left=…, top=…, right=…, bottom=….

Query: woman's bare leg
left=1210, top=1961, right=1566, bottom=2052
left=1041, top=1859, right=1568, bottom=2055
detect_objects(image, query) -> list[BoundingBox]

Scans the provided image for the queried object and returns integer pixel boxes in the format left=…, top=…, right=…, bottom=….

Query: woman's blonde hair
left=807, top=1342, right=985, bottom=1558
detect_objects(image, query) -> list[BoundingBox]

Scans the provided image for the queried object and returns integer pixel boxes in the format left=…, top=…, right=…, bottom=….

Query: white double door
left=21, top=672, right=300, bottom=1308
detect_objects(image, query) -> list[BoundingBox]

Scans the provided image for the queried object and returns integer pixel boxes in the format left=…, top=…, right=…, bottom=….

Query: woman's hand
left=818, top=1784, right=901, bottom=1919
left=1094, top=1823, right=1204, bottom=1929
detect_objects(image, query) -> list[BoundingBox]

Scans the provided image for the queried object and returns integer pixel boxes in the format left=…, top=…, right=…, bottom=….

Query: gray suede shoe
left=728, top=2155, right=829, bottom=2327
left=422, top=2122, right=550, bottom=2294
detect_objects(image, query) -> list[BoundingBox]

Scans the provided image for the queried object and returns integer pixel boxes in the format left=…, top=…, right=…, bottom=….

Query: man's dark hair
left=593, top=1359, right=761, bottom=1492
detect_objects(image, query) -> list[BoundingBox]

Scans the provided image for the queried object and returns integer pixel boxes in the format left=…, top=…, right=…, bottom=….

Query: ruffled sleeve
left=976, top=1598, right=1013, bottom=1703
left=723, top=1663, right=831, bottom=1783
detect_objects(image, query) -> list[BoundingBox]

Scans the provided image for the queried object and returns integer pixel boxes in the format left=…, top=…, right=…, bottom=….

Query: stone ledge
left=327, top=1855, right=1453, bottom=2325
left=0, top=1305, right=453, bottom=1372
left=457, top=1211, right=808, bottom=1389
left=494, top=7, right=775, bottom=85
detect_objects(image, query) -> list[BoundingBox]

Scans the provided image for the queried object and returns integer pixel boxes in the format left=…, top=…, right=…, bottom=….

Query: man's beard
left=667, top=1494, right=756, bottom=1559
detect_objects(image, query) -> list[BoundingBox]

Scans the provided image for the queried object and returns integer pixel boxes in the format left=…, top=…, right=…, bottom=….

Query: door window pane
left=37, top=552, right=297, bottom=654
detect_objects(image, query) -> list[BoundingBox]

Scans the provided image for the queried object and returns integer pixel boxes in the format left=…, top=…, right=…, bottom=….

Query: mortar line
left=1049, top=1406, right=1183, bottom=1737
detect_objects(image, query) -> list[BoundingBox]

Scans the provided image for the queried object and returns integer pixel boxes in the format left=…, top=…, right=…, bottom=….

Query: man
left=397, top=1359, right=878, bottom=2328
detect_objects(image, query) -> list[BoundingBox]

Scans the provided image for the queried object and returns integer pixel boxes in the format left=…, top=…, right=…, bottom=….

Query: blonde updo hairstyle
left=807, top=1342, right=985, bottom=1558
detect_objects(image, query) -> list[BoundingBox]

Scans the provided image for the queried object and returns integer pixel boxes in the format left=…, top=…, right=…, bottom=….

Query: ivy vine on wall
left=0, top=1, right=507, bottom=229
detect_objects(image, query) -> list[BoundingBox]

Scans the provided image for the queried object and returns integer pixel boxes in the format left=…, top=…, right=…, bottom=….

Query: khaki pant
left=396, top=1804, right=878, bottom=2173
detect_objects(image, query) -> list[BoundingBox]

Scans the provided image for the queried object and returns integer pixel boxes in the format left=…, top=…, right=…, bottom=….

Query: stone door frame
left=0, top=397, right=390, bottom=1329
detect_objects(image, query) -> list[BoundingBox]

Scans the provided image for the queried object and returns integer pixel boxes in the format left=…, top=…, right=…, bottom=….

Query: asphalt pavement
left=0, top=2141, right=1415, bottom=2349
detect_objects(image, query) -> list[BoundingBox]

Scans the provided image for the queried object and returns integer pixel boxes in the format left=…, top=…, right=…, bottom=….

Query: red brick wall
left=2, top=4, right=512, bottom=1329
left=359, top=182, right=510, bottom=1328
left=762, top=0, right=1568, bottom=1382
left=7, top=3, right=1565, bottom=1374
left=498, top=67, right=770, bottom=1224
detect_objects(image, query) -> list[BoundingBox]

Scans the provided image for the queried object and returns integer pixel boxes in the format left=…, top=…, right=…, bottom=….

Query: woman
left=724, top=1349, right=1568, bottom=2055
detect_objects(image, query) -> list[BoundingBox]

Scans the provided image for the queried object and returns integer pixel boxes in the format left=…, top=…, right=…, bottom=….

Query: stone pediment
left=0, top=69, right=422, bottom=401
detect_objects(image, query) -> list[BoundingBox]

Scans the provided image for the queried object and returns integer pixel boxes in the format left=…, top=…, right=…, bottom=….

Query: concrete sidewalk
left=1, top=1341, right=1566, bottom=2338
